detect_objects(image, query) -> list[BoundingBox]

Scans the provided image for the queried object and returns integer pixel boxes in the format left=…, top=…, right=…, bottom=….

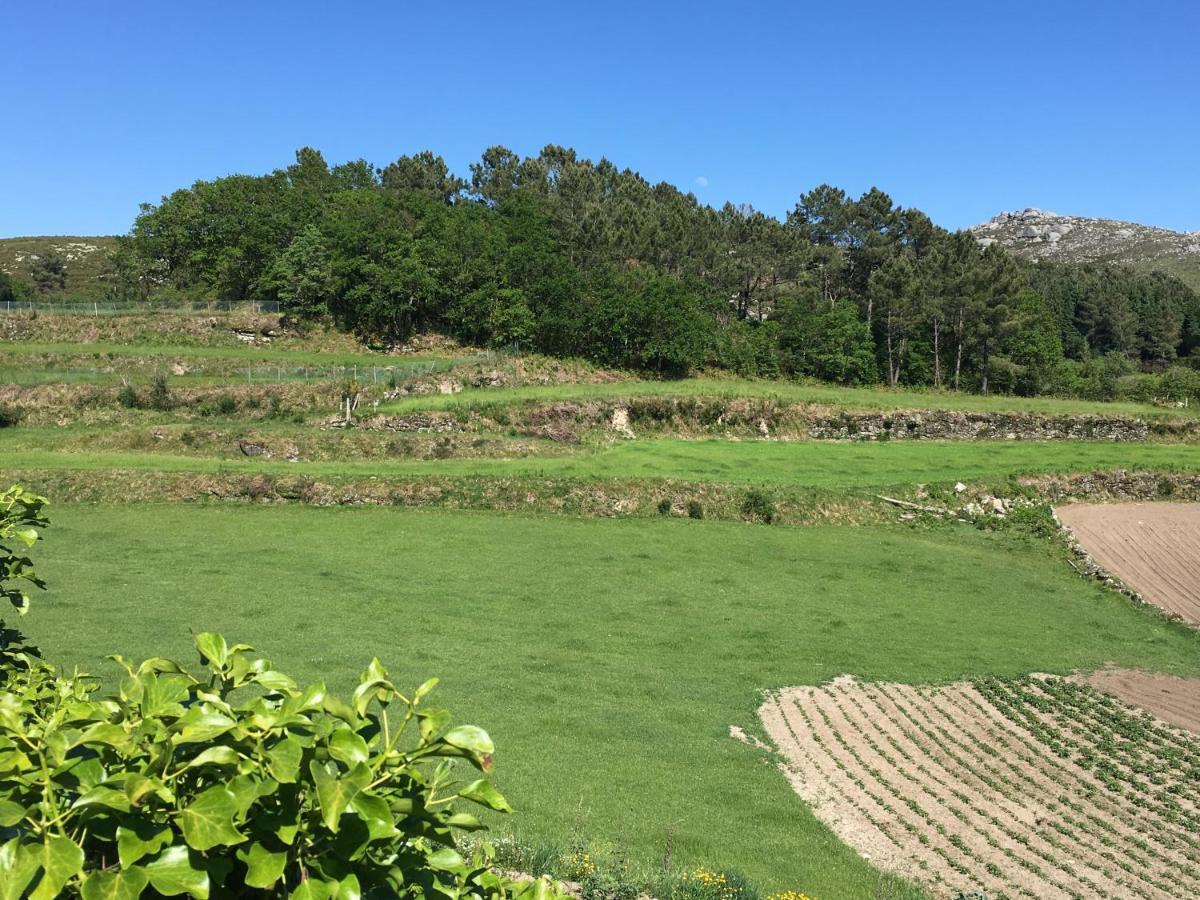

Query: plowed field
left=762, top=674, right=1200, bottom=899
left=1056, top=502, right=1200, bottom=626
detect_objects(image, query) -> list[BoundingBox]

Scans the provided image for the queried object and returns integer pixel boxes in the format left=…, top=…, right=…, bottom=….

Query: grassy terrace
left=26, top=504, right=1200, bottom=898
left=379, top=377, right=1200, bottom=420
left=3, top=438, right=1198, bottom=489
left=0, top=340, right=454, bottom=367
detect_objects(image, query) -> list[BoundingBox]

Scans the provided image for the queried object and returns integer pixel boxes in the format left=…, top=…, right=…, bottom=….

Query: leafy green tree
left=261, top=224, right=335, bottom=320
left=381, top=150, right=466, bottom=203
left=776, top=291, right=876, bottom=384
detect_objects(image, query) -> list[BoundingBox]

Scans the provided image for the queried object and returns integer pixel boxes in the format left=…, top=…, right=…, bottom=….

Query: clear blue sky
left=3, top=0, right=1197, bottom=237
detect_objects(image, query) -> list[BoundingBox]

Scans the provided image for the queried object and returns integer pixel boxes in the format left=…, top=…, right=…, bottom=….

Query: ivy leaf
left=172, top=707, right=237, bottom=744
left=443, top=725, right=494, bottom=756
left=328, top=727, right=369, bottom=767
left=349, top=791, right=397, bottom=841
left=117, top=819, right=172, bottom=867
left=12, top=526, right=38, bottom=548
left=426, top=847, right=465, bottom=872
left=458, top=779, right=512, bottom=813
left=193, top=633, right=229, bottom=669
left=267, top=735, right=304, bottom=783
left=309, top=761, right=368, bottom=833
left=291, top=879, right=335, bottom=900
left=28, top=833, right=85, bottom=900
left=236, top=842, right=288, bottom=889
left=145, top=845, right=210, bottom=899
left=179, top=786, right=245, bottom=851
left=0, top=799, right=25, bottom=827
left=0, top=837, right=39, bottom=900
left=184, top=746, right=240, bottom=770
left=79, top=867, right=151, bottom=900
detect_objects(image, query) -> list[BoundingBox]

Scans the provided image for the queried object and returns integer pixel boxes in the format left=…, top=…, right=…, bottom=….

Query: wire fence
left=0, top=300, right=281, bottom=316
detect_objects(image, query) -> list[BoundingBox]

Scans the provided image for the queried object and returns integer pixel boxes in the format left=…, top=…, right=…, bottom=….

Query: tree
left=260, top=224, right=335, bottom=320
left=381, top=150, right=466, bottom=203
left=869, top=253, right=922, bottom=386
left=29, top=253, right=67, bottom=293
left=776, top=290, right=876, bottom=384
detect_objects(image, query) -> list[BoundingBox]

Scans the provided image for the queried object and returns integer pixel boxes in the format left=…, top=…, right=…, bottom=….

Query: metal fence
left=0, top=300, right=281, bottom=316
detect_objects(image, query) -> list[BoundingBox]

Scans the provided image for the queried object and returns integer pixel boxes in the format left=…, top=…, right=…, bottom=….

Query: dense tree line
left=115, top=146, right=1200, bottom=396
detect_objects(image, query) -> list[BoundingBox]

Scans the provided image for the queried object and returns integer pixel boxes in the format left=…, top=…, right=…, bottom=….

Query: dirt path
left=761, top=675, right=1200, bottom=899
left=1055, top=502, right=1200, bottom=626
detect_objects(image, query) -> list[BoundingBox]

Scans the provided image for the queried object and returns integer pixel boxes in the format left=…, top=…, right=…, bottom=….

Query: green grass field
left=3, top=438, right=1197, bottom=489
left=24, top=504, right=1200, bottom=898
left=379, top=377, right=1199, bottom=420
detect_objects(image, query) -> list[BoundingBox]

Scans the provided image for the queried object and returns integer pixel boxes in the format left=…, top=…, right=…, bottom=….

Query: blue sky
left=2, top=0, right=1197, bottom=237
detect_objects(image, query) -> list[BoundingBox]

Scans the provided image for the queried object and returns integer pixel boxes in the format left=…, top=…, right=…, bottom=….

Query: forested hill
left=13, top=146, right=1200, bottom=399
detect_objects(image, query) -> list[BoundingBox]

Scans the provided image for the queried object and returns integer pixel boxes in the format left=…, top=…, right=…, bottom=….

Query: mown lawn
left=4, top=437, right=1199, bottom=489
left=379, top=377, right=1199, bottom=420
left=24, top=504, right=1200, bottom=897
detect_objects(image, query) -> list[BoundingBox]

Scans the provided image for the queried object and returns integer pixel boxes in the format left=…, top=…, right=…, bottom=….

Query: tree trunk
left=932, top=317, right=943, bottom=388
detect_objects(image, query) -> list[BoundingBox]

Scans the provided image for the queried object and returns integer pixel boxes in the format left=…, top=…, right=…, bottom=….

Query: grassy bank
left=4, top=438, right=1199, bottom=490
left=25, top=504, right=1200, bottom=897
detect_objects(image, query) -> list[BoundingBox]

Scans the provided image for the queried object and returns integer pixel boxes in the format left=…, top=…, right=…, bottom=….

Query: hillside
left=0, top=235, right=118, bottom=301
left=972, top=208, right=1200, bottom=290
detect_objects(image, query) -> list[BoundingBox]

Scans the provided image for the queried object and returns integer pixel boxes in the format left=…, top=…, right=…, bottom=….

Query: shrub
left=740, top=489, right=775, bottom=524
left=0, top=405, right=23, bottom=428
left=1157, top=477, right=1177, bottom=498
left=687, top=500, right=704, bottom=520
left=657, top=497, right=673, bottom=516
left=148, top=372, right=174, bottom=411
left=0, top=485, right=49, bottom=666
left=117, top=383, right=140, bottom=409
left=0, top=633, right=560, bottom=899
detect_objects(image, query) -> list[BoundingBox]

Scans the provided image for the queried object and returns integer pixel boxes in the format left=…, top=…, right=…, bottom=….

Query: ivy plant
left=0, top=485, right=49, bottom=668
left=0, top=633, right=561, bottom=899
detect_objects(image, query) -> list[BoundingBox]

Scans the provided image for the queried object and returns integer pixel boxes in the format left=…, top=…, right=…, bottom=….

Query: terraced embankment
left=762, top=674, right=1200, bottom=899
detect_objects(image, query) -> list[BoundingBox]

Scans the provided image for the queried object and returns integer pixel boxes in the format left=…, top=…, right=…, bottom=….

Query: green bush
left=657, top=498, right=673, bottom=516
left=0, top=633, right=562, bottom=900
left=686, top=500, right=704, bottom=520
left=149, top=372, right=174, bottom=411
left=0, top=406, right=23, bottom=428
left=0, top=485, right=49, bottom=666
left=117, top=383, right=140, bottom=409
left=740, top=489, right=775, bottom=524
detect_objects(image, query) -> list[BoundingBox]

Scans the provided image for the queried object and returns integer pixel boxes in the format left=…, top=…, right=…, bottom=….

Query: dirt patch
left=761, top=674, right=1200, bottom=899
left=1056, top=502, right=1200, bottom=626
left=1079, top=668, right=1200, bottom=735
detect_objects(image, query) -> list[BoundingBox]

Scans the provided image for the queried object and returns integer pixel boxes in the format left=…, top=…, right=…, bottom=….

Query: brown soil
left=1080, top=668, right=1200, bottom=735
left=1056, top=502, right=1200, bottom=626
left=761, top=675, right=1200, bottom=899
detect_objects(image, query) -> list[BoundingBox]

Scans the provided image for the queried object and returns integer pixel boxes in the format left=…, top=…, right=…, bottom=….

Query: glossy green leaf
left=80, top=867, right=150, bottom=900
left=426, top=847, right=465, bottom=871
left=349, top=790, right=396, bottom=841
left=193, top=633, right=229, bottom=668
left=0, top=798, right=25, bottom=827
left=0, top=838, right=39, bottom=900
left=179, top=786, right=245, bottom=851
left=328, top=727, right=369, bottom=767
left=443, top=725, right=494, bottom=756
left=267, top=735, right=303, bottom=783
left=29, top=833, right=85, bottom=900
left=184, top=745, right=240, bottom=769
left=310, top=760, right=368, bottom=832
left=145, top=845, right=209, bottom=899
left=458, top=778, right=512, bottom=813
left=236, top=842, right=288, bottom=889
left=117, top=819, right=172, bottom=868
left=172, top=706, right=236, bottom=744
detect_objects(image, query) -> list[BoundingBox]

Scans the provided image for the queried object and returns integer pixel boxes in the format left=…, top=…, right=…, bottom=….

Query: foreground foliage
left=0, top=633, right=560, bottom=899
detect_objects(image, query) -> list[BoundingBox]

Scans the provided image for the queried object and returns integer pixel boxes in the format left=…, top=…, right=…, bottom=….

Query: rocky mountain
left=971, top=209, right=1200, bottom=292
